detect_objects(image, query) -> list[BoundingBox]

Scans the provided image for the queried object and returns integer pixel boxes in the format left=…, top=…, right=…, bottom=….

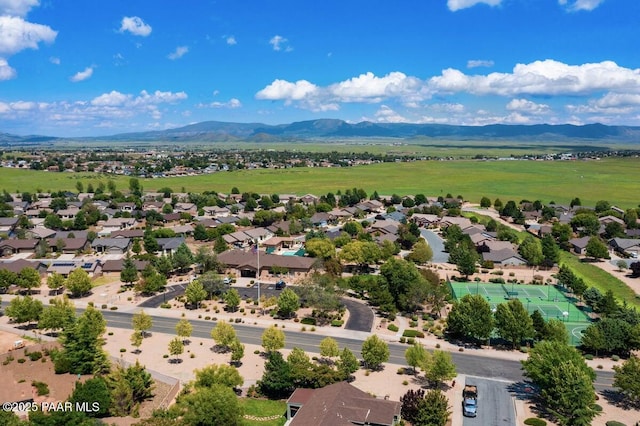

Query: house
left=482, top=248, right=527, bottom=266
left=217, top=249, right=316, bottom=280
left=91, top=238, right=131, bottom=254
left=26, top=226, right=57, bottom=240
left=599, top=215, right=625, bottom=226
left=102, top=259, right=150, bottom=273
left=99, top=217, right=136, bottom=236
left=440, top=216, right=473, bottom=230
left=202, top=205, right=230, bottom=217
left=286, top=381, right=401, bottom=426
left=411, top=213, right=440, bottom=228
left=609, top=238, right=640, bottom=257
left=299, top=194, right=319, bottom=205
left=56, top=206, right=80, bottom=220
left=174, top=202, right=197, bottom=216
left=568, top=236, right=591, bottom=255
left=47, top=259, right=101, bottom=277
left=0, top=259, right=47, bottom=275
left=0, top=239, right=39, bottom=256
left=170, top=224, right=195, bottom=236
left=0, top=217, right=19, bottom=234
left=156, top=237, right=186, bottom=255
left=116, top=202, right=136, bottom=213
left=261, top=237, right=297, bottom=253
left=47, top=237, right=89, bottom=254
left=110, top=229, right=145, bottom=239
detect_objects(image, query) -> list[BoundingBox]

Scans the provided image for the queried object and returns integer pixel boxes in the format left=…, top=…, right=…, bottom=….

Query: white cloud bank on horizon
left=558, top=0, right=606, bottom=12
left=447, top=0, right=502, bottom=12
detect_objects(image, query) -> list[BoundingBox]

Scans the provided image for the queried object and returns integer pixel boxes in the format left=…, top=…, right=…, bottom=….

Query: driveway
left=421, top=229, right=449, bottom=263
left=341, top=298, right=374, bottom=332
left=138, top=283, right=189, bottom=308
left=462, top=376, right=516, bottom=426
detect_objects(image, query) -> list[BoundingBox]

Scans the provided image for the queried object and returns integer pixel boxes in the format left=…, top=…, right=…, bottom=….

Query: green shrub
left=300, top=317, right=316, bottom=325
left=3, top=355, right=14, bottom=365
left=388, top=312, right=396, bottom=321
left=520, top=346, right=529, bottom=353
left=17, top=358, right=26, bottom=363
left=584, top=354, right=594, bottom=360
left=331, top=320, right=343, bottom=327
left=32, top=381, right=49, bottom=396
left=612, top=355, right=620, bottom=361
left=120, top=348, right=126, bottom=353
left=594, top=404, right=603, bottom=412
left=402, top=330, right=425, bottom=338
left=101, top=304, right=107, bottom=309
left=523, top=419, right=547, bottom=426
left=110, top=306, right=118, bottom=310
left=605, top=421, right=627, bottom=426
left=399, top=337, right=406, bottom=343
left=28, top=351, right=42, bottom=361
left=407, top=338, right=415, bottom=345
left=402, top=380, right=409, bottom=385
left=387, top=324, right=399, bottom=332
left=409, top=320, right=418, bottom=328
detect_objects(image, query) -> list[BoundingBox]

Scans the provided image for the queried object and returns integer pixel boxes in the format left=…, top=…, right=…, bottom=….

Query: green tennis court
left=448, top=281, right=591, bottom=345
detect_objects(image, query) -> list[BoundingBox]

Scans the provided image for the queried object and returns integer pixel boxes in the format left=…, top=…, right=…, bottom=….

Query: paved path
left=421, top=228, right=449, bottom=263
left=341, top=298, right=374, bottom=332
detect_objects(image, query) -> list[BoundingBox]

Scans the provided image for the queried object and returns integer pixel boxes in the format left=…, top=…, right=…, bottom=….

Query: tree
left=258, top=351, right=293, bottom=399
left=616, top=259, right=628, bottom=272
left=446, top=294, right=495, bottom=344
left=0, top=269, right=17, bottom=292
left=544, top=319, right=570, bottom=344
left=585, top=237, right=610, bottom=260
left=5, top=295, right=43, bottom=325
left=405, top=239, right=433, bottom=265
left=194, top=364, right=243, bottom=389
left=230, top=339, right=245, bottom=365
left=168, top=337, right=184, bottom=362
left=414, top=390, right=451, bottom=426
left=179, top=385, right=243, bottom=426
left=521, top=340, right=598, bottom=426
left=210, top=321, right=237, bottom=351
left=361, top=335, right=389, bottom=370
left=172, top=243, right=194, bottom=272
left=47, top=272, right=65, bottom=295
left=337, top=347, right=359, bottom=377
left=541, top=234, right=560, bottom=267
left=261, top=326, right=285, bottom=353
left=120, top=254, right=138, bottom=285
left=401, top=388, right=426, bottom=424
left=319, top=337, right=340, bottom=359
left=452, top=243, right=478, bottom=279
left=68, top=376, right=111, bottom=418
left=199, top=272, right=225, bottom=299
left=132, top=310, right=152, bottom=338
left=195, top=246, right=223, bottom=273
left=518, top=236, right=544, bottom=266
left=423, top=350, right=457, bottom=386
left=480, top=196, right=492, bottom=208
left=305, top=238, right=336, bottom=260
left=185, top=280, right=207, bottom=308
left=613, top=355, right=640, bottom=405
left=134, top=269, right=166, bottom=295
left=175, top=319, right=193, bottom=343
left=224, top=288, right=241, bottom=312
left=287, top=347, right=313, bottom=386
left=17, top=267, right=41, bottom=294
left=38, top=296, right=75, bottom=333
left=405, top=342, right=428, bottom=375
left=65, top=268, right=92, bottom=297
left=494, top=299, right=535, bottom=348
left=131, top=238, right=142, bottom=255
left=277, top=288, right=300, bottom=318
left=60, top=306, right=108, bottom=375
left=130, top=330, right=143, bottom=352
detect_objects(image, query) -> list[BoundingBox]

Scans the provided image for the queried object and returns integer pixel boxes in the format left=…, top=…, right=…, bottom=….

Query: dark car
left=275, top=280, right=286, bottom=290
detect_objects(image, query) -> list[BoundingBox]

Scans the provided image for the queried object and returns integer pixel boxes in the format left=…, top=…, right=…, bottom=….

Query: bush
left=388, top=312, right=396, bottom=321
left=489, top=278, right=506, bottom=284
left=53, top=352, right=71, bottom=374
left=407, top=338, right=415, bottom=345
left=331, top=320, right=343, bottom=327
left=32, top=380, right=49, bottom=396
left=402, top=330, right=425, bottom=338
left=27, top=351, right=42, bottom=361
left=584, top=354, right=594, bottom=360
left=110, top=306, right=118, bottom=310
left=387, top=324, right=399, bottom=332
left=605, top=421, right=627, bottom=426
left=301, top=326, right=306, bottom=332
left=163, top=354, right=168, bottom=358
left=397, top=368, right=405, bottom=375
left=254, top=350, right=260, bottom=355
left=402, top=380, right=409, bottom=385
left=310, top=327, right=316, bottom=332
left=17, top=358, right=26, bottom=364
left=3, top=355, right=14, bottom=365
left=523, top=419, right=547, bottom=426
left=409, top=320, right=418, bottom=328
left=594, top=404, right=603, bottom=413
left=612, top=355, right=620, bottom=361
left=120, top=348, right=126, bottom=353
left=300, top=317, right=316, bottom=325
left=520, top=346, right=529, bottom=353
left=399, top=337, right=406, bottom=344
left=101, top=304, right=107, bottom=309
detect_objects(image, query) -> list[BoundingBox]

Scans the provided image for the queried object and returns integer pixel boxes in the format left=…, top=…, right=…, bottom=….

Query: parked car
left=275, top=280, right=286, bottom=290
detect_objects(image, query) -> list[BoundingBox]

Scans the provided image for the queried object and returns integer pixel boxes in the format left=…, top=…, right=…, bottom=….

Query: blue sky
left=1, top=0, right=639, bottom=136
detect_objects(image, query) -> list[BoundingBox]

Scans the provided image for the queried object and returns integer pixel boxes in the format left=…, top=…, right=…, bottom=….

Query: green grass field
left=240, top=398, right=286, bottom=426
left=559, top=252, right=640, bottom=309
left=2, top=157, right=639, bottom=208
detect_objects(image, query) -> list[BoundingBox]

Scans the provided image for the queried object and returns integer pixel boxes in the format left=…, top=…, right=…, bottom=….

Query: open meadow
left=1, top=157, right=639, bottom=208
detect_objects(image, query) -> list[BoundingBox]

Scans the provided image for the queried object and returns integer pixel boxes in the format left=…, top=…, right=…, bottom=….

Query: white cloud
left=70, top=66, right=93, bottom=82
left=506, top=98, right=551, bottom=115
left=269, top=35, right=292, bottom=52
left=167, top=46, right=189, bottom=60
left=0, top=0, right=39, bottom=17
left=119, top=16, right=152, bottom=37
left=429, top=60, right=640, bottom=96
left=0, top=15, right=57, bottom=55
left=198, top=98, right=242, bottom=109
left=373, top=105, right=410, bottom=123
left=0, top=57, right=17, bottom=80
left=256, top=79, right=319, bottom=101
left=91, top=91, right=130, bottom=107
left=226, top=36, right=237, bottom=45
left=329, top=72, right=424, bottom=103
left=447, top=0, right=503, bottom=12
left=467, top=59, right=494, bottom=68
left=559, top=0, right=605, bottom=12
left=49, top=56, right=60, bottom=65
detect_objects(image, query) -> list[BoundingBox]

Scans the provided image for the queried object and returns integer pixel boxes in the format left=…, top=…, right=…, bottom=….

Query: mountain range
left=2, top=120, right=640, bottom=144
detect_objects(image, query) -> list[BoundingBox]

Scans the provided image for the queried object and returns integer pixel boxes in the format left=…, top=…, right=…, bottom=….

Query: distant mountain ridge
left=2, top=120, right=640, bottom=144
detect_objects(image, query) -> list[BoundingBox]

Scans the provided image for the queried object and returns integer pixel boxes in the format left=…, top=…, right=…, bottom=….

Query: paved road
left=138, top=283, right=188, bottom=308
left=93, top=309, right=615, bottom=391
left=462, top=377, right=515, bottom=426
left=421, top=229, right=449, bottom=263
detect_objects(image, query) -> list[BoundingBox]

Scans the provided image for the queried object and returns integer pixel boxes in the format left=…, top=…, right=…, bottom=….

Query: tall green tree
left=179, top=385, right=243, bottom=426
left=5, top=295, right=43, bottom=326
left=405, top=343, right=428, bottom=375
left=613, top=355, right=640, bottom=405
left=175, top=319, right=193, bottom=343
left=46, top=272, right=65, bottom=295
left=184, top=280, right=207, bottom=308
left=258, top=351, right=293, bottom=399
left=337, top=347, right=359, bottom=378
left=38, top=296, right=75, bottom=333
left=17, top=267, right=41, bottom=294
left=261, top=326, right=285, bottom=353
left=446, top=294, right=495, bottom=344
left=319, top=337, right=340, bottom=359
left=405, top=239, right=433, bottom=265
left=168, top=337, right=184, bottom=362
left=518, top=236, right=544, bottom=266
left=65, top=268, right=92, bottom=297
left=361, top=335, right=389, bottom=370
left=585, top=237, right=610, bottom=260
left=224, top=288, right=241, bottom=312
left=210, top=321, right=237, bottom=351
left=120, top=254, right=138, bottom=285
left=60, top=306, right=109, bottom=374
left=277, top=288, right=300, bottom=318
left=494, top=299, right=535, bottom=348
left=172, top=243, right=194, bottom=272
left=422, top=350, right=457, bottom=386
left=414, top=390, right=451, bottom=426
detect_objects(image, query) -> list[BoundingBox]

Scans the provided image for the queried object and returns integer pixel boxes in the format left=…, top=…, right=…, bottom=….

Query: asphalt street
left=96, top=309, right=615, bottom=392
left=421, top=229, right=449, bottom=263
